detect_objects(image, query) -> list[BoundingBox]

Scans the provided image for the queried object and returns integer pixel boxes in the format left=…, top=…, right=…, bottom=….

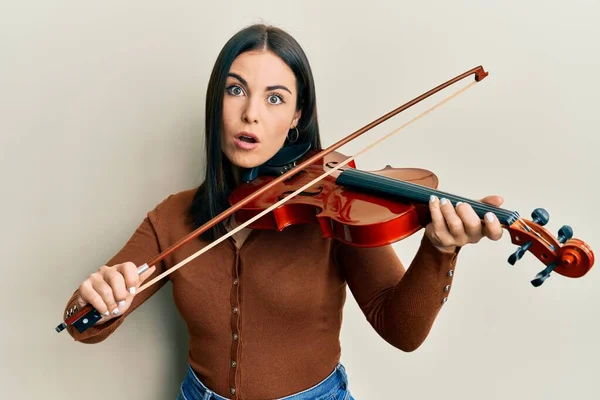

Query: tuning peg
left=508, top=241, right=532, bottom=265
left=530, top=226, right=574, bottom=287
left=557, top=225, right=573, bottom=243
left=531, top=208, right=549, bottom=226
left=531, top=261, right=558, bottom=287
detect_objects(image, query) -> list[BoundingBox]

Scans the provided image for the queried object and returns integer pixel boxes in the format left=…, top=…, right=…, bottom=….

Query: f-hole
left=325, top=161, right=346, bottom=171
left=278, top=186, right=324, bottom=200
left=283, top=169, right=307, bottom=184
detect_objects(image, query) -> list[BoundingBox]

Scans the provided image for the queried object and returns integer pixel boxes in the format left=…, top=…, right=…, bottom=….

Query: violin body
left=231, top=150, right=439, bottom=247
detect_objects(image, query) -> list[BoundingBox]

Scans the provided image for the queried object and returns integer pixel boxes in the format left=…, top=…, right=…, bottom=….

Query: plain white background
left=2, top=1, right=598, bottom=399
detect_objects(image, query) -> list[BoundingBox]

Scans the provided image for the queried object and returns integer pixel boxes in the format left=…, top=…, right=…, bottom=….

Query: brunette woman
left=63, top=23, right=503, bottom=400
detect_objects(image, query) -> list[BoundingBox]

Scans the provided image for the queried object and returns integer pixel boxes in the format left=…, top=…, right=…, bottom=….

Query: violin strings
left=138, top=79, right=482, bottom=293
left=515, top=217, right=555, bottom=248
left=372, top=174, right=517, bottom=221
left=386, top=176, right=556, bottom=248
left=343, top=169, right=519, bottom=222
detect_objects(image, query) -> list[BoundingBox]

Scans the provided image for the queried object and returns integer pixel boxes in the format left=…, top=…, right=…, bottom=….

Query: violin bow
left=56, top=66, right=591, bottom=334
left=136, top=67, right=488, bottom=289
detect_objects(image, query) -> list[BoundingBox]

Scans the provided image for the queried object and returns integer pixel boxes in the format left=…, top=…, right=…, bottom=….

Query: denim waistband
left=179, top=363, right=349, bottom=400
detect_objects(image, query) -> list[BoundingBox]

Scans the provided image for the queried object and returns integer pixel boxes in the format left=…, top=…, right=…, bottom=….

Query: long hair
left=188, top=24, right=322, bottom=241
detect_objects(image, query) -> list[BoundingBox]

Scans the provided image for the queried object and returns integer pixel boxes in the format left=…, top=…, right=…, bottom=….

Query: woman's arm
left=335, top=194, right=503, bottom=351
left=334, top=234, right=459, bottom=352
left=62, top=205, right=168, bottom=344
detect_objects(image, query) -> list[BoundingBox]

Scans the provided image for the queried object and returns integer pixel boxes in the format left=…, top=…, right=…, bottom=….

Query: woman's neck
left=231, top=165, right=242, bottom=187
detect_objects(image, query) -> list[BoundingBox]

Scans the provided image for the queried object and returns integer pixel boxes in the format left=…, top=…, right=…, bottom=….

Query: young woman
left=62, top=24, right=504, bottom=400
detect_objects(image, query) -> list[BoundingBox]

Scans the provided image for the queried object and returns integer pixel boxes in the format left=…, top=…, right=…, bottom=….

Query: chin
left=223, top=150, right=266, bottom=170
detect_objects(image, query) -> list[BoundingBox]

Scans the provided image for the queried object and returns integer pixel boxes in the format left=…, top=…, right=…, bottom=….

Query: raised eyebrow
left=227, top=73, right=292, bottom=94
left=227, top=72, right=247, bottom=87
left=266, top=85, right=292, bottom=94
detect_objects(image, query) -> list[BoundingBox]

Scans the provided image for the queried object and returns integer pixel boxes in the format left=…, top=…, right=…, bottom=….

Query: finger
left=428, top=195, right=452, bottom=244
left=91, top=275, right=121, bottom=316
left=117, top=262, right=141, bottom=295
left=439, top=197, right=467, bottom=242
left=455, top=202, right=483, bottom=243
left=78, top=279, right=110, bottom=317
left=483, top=212, right=504, bottom=241
left=104, top=268, right=129, bottom=307
left=480, top=195, right=504, bottom=207
left=139, top=265, right=157, bottom=284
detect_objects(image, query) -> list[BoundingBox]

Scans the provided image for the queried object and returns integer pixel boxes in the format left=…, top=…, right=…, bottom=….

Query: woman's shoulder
left=147, top=186, right=199, bottom=225
left=157, top=186, right=198, bottom=209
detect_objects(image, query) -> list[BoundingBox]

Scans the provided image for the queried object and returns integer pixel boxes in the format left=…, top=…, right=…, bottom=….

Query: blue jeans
left=177, top=363, right=355, bottom=400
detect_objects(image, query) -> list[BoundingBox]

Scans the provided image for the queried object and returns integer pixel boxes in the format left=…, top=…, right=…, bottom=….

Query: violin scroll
left=504, top=208, right=594, bottom=286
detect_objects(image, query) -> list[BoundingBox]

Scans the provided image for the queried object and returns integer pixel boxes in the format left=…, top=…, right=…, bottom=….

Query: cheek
left=270, top=119, right=291, bottom=139
left=265, top=109, right=294, bottom=138
left=222, top=99, right=239, bottom=128
left=262, top=116, right=292, bottom=155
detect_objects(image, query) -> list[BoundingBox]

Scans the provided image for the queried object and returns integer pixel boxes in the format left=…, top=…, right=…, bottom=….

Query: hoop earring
left=287, top=126, right=299, bottom=143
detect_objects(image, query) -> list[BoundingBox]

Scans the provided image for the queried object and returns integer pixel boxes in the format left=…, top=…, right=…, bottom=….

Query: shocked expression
left=221, top=49, right=301, bottom=169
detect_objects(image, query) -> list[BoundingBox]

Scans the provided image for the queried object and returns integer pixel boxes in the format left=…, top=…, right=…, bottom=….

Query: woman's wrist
left=423, top=233, right=459, bottom=254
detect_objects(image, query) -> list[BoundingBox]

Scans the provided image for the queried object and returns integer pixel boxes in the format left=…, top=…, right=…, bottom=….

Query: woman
left=62, top=24, right=504, bottom=400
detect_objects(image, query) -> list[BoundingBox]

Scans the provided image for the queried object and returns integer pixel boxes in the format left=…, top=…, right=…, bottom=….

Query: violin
left=56, top=66, right=594, bottom=335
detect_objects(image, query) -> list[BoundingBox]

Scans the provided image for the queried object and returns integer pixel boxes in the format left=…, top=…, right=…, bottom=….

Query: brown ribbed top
left=63, top=187, right=459, bottom=399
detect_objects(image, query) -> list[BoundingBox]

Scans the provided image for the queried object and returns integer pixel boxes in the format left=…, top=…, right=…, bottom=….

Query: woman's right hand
left=74, top=262, right=156, bottom=325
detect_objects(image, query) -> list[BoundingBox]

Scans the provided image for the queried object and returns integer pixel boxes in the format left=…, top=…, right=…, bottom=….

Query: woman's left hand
left=424, top=195, right=504, bottom=253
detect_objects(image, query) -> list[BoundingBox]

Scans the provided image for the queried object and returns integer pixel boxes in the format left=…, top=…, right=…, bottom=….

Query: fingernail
left=118, top=300, right=126, bottom=306
left=440, top=198, right=447, bottom=205
left=456, top=201, right=463, bottom=207
left=129, top=287, right=136, bottom=294
left=430, top=195, right=437, bottom=203
left=104, top=311, right=110, bottom=316
left=485, top=212, right=495, bottom=222
left=112, top=308, right=120, bottom=315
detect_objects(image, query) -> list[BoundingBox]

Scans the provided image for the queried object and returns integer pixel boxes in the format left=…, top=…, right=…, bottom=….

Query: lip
left=233, top=131, right=260, bottom=150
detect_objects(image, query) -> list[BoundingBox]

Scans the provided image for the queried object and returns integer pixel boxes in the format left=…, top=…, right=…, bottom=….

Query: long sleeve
left=62, top=204, right=168, bottom=344
left=334, top=234, right=460, bottom=352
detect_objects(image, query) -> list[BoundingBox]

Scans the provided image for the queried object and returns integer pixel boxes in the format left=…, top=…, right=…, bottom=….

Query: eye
left=226, top=84, right=244, bottom=96
left=267, top=94, right=284, bottom=105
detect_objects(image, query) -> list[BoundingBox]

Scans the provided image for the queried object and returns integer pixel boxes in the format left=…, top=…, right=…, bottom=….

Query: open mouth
left=233, top=132, right=260, bottom=149
left=238, top=135, right=257, bottom=143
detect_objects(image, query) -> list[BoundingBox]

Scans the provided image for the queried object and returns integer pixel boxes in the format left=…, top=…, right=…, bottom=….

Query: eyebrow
left=227, top=72, right=292, bottom=94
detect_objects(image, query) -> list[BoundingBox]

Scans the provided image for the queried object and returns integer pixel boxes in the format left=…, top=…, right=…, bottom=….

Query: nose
left=241, top=96, right=260, bottom=124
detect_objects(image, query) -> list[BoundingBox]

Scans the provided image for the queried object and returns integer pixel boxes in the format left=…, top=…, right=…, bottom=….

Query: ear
left=291, top=109, right=302, bottom=128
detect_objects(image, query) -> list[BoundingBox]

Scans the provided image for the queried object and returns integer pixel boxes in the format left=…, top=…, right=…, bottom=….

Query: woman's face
left=221, top=49, right=301, bottom=170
